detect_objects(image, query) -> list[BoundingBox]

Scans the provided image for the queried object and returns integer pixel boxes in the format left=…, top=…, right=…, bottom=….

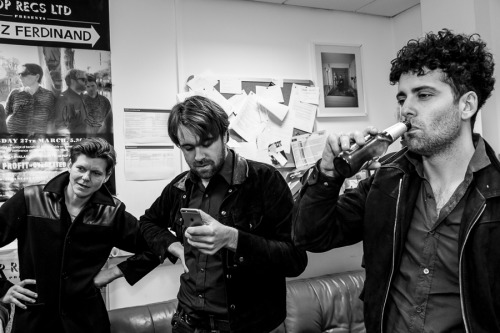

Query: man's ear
left=104, top=170, right=113, bottom=183
left=460, top=91, right=479, bottom=120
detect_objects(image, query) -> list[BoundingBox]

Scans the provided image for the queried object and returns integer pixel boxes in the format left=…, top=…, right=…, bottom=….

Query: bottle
left=333, top=121, right=411, bottom=178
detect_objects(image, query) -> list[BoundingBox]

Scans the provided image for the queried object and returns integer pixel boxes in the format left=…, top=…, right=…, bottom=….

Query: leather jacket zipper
left=380, top=177, right=403, bottom=332
left=459, top=203, right=485, bottom=333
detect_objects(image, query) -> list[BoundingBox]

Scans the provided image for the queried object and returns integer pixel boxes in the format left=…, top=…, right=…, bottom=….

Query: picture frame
left=313, top=43, right=366, bottom=117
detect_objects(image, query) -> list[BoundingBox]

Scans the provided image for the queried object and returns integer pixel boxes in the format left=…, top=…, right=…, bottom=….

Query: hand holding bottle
left=333, top=121, right=411, bottom=178
left=319, top=126, right=379, bottom=177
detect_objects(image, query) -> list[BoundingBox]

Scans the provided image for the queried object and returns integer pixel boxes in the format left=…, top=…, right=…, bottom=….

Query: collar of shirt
left=405, top=136, right=491, bottom=179
left=188, top=149, right=234, bottom=186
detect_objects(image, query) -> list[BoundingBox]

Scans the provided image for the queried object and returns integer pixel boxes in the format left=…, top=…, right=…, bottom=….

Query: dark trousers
left=171, top=309, right=230, bottom=333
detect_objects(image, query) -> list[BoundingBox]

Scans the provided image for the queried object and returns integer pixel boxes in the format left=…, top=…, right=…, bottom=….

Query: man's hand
left=168, top=242, right=188, bottom=273
left=184, top=210, right=238, bottom=255
left=94, top=265, right=123, bottom=288
left=320, top=127, right=378, bottom=177
left=1, top=279, right=37, bottom=309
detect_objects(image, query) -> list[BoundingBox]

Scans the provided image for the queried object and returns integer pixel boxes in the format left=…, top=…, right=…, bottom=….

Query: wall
left=107, top=0, right=403, bottom=309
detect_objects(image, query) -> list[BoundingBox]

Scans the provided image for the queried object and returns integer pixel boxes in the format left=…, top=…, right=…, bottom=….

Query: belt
left=177, top=307, right=231, bottom=332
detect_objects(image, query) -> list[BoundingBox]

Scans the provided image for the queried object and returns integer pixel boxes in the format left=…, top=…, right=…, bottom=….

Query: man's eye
left=397, top=99, right=405, bottom=106
left=418, top=93, right=432, bottom=99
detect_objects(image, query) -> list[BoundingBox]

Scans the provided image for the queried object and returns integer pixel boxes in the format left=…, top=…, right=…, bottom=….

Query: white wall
left=105, top=0, right=430, bottom=310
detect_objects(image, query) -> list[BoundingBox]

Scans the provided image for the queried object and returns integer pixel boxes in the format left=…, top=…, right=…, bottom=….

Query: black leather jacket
left=293, top=135, right=500, bottom=333
left=140, top=151, right=308, bottom=333
left=0, top=172, right=159, bottom=333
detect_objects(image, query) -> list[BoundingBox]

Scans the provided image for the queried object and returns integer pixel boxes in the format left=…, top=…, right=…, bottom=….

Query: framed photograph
left=313, top=43, right=366, bottom=117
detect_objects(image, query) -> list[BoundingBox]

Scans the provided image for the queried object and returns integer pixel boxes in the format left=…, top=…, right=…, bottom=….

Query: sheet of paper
left=205, top=88, right=234, bottom=116
left=298, top=86, right=320, bottom=105
left=187, top=75, right=217, bottom=91
left=257, top=96, right=288, bottom=121
left=125, top=146, right=181, bottom=181
left=227, top=90, right=247, bottom=115
left=257, top=108, right=294, bottom=154
left=289, top=84, right=317, bottom=133
left=219, top=78, right=242, bottom=94
left=290, top=130, right=327, bottom=170
left=230, top=92, right=267, bottom=143
left=271, top=78, right=284, bottom=88
left=124, top=109, right=172, bottom=145
left=228, top=140, right=270, bottom=164
left=255, top=85, right=284, bottom=103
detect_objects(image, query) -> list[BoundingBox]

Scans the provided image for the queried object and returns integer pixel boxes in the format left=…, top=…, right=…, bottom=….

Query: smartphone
left=180, top=208, right=203, bottom=227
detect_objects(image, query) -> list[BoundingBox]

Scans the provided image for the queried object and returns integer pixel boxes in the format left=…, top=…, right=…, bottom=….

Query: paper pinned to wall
left=257, top=108, right=294, bottom=154
left=230, top=92, right=267, bottom=143
left=298, top=86, right=320, bottom=105
left=124, top=109, right=172, bottom=145
left=125, top=146, right=181, bottom=181
left=187, top=75, right=217, bottom=91
left=289, top=84, right=318, bottom=133
left=290, top=130, right=328, bottom=170
left=219, top=78, right=242, bottom=94
left=255, top=85, right=284, bottom=103
left=257, top=97, right=288, bottom=121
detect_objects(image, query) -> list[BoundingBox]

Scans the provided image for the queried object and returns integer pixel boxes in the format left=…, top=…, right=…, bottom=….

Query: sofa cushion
left=284, top=270, right=365, bottom=333
left=109, top=298, right=178, bottom=333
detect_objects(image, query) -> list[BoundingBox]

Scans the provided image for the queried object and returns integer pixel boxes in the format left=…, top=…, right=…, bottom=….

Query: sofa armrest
left=109, top=299, right=178, bottom=333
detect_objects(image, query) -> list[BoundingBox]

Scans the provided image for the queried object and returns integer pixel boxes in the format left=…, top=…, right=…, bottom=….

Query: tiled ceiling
left=237, top=0, right=420, bottom=18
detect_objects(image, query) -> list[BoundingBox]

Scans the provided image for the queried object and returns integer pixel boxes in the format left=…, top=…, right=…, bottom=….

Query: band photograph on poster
left=0, top=0, right=113, bottom=200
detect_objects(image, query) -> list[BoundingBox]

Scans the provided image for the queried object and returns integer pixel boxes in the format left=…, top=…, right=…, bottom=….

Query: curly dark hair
left=390, top=29, right=495, bottom=127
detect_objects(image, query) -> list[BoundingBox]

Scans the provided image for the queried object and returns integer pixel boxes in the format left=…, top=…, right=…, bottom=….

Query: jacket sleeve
left=233, top=167, right=308, bottom=277
left=0, top=189, right=26, bottom=297
left=139, top=184, right=180, bottom=265
left=0, top=302, right=9, bottom=331
left=292, top=160, right=369, bottom=253
left=111, top=204, right=161, bottom=286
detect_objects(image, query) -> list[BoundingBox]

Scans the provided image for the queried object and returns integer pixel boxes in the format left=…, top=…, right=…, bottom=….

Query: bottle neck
left=383, top=122, right=409, bottom=141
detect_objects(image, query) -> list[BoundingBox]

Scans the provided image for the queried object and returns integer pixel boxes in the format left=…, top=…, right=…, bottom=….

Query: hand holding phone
left=180, top=208, right=204, bottom=227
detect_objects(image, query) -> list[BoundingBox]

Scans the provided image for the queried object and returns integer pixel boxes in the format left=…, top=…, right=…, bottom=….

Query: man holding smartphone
left=140, top=95, right=307, bottom=333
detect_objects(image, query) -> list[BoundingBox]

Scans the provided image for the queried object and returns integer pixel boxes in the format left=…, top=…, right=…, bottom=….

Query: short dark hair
left=168, top=95, right=229, bottom=146
left=389, top=29, right=495, bottom=129
left=69, top=137, right=116, bottom=173
left=21, top=63, right=43, bottom=83
left=65, top=69, right=86, bottom=86
left=87, top=74, right=97, bottom=83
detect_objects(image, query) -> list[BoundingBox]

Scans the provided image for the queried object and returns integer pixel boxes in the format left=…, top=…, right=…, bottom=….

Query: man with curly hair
left=293, top=29, right=498, bottom=332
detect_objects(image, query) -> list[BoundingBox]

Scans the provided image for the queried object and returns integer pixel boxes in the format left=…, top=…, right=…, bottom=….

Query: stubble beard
left=406, top=105, right=461, bottom=157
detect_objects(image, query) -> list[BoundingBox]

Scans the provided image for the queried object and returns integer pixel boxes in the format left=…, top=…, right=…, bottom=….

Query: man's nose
left=194, top=147, right=205, bottom=160
left=82, top=171, right=91, bottom=181
left=400, top=100, right=416, bottom=119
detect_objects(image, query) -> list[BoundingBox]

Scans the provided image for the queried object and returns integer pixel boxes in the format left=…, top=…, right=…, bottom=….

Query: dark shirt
left=178, top=150, right=234, bottom=318
left=82, top=93, right=113, bottom=134
left=53, top=88, right=89, bottom=136
left=385, top=138, right=490, bottom=332
left=5, top=87, right=55, bottom=135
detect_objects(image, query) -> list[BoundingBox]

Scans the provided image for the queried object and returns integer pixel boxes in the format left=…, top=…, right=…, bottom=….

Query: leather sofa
left=108, top=269, right=366, bottom=333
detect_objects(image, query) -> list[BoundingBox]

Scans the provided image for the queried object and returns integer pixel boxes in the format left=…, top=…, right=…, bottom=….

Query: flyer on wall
left=0, top=0, right=114, bottom=201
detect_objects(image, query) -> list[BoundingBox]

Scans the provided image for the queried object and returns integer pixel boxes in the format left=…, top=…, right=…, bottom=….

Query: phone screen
left=180, top=208, right=203, bottom=227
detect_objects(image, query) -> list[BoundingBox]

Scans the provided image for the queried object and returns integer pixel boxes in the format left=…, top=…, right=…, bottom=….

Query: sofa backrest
left=109, top=270, right=365, bottom=333
left=284, top=270, right=365, bottom=333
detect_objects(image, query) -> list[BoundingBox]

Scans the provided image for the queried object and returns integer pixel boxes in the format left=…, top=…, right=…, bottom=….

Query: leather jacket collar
left=43, top=171, right=116, bottom=206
